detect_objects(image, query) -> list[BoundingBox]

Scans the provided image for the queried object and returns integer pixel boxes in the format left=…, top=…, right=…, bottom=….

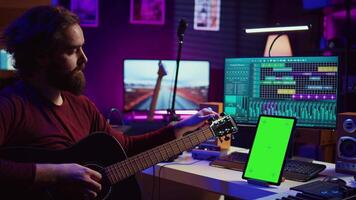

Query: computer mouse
left=324, top=177, right=347, bottom=186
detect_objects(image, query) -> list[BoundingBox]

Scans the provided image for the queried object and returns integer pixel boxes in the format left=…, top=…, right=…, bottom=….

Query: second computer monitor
left=224, top=56, right=338, bottom=129
left=124, top=59, right=210, bottom=111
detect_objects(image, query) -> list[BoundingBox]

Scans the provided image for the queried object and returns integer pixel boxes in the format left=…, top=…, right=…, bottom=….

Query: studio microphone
left=177, top=19, right=188, bottom=42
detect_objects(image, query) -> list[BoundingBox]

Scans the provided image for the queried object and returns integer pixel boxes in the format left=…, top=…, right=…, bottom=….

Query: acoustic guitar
left=0, top=115, right=238, bottom=200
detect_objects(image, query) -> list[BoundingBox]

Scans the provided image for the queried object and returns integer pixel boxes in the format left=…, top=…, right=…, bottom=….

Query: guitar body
left=0, top=133, right=141, bottom=200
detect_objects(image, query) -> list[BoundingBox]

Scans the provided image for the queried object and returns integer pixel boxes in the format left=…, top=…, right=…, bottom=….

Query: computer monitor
left=224, top=56, right=338, bottom=129
left=124, top=59, right=210, bottom=112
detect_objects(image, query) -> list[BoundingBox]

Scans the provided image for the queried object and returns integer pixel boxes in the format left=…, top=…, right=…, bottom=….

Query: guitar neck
left=104, top=126, right=213, bottom=185
left=147, top=76, right=164, bottom=120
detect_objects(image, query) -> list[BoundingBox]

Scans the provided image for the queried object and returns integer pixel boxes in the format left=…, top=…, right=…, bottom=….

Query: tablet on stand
left=242, top=115, right=297, bottom=186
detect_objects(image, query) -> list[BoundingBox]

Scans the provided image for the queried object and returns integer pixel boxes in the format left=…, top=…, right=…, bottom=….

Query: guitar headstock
left=158, top=60, right=167, bottom=77
left=210, top=114, right=238, bottom=138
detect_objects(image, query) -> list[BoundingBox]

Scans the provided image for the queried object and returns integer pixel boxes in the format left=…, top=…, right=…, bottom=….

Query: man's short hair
left=1, top=6, right=80, bottom=77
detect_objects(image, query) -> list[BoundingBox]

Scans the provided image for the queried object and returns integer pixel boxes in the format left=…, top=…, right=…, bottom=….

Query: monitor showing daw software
left=224, top=56, right=338, bottom=128
left=124, top=59, right=210, bottom=111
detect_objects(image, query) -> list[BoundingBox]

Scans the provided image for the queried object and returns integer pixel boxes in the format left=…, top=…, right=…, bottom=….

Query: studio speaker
left=335, top=112, right=356, bottom=175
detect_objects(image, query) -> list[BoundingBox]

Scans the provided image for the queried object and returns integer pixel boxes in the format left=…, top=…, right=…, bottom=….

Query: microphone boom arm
left=168, top=19, right=187, bottom=122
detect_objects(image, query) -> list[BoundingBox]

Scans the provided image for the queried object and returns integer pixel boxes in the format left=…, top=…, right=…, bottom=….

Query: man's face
left=46, top=24, right=88, bottom=95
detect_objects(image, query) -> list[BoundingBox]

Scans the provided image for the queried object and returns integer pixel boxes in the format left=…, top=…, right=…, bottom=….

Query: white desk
left=139, top=147, right=356, bottom=200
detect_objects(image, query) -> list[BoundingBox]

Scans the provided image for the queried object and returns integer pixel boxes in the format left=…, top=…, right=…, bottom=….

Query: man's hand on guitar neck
left=173, top=107, right=219, bottom=138
left=35, top=163, right=102, bottom=200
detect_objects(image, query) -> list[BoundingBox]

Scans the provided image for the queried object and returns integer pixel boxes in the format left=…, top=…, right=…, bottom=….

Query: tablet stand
left=247, top=179, right=270, bottom=187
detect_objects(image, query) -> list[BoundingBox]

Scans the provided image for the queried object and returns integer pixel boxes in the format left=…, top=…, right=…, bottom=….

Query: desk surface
left=142, top=147, right=356, bottom=200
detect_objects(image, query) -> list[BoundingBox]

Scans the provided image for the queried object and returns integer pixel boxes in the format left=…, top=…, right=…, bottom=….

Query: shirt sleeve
left=0, top=159, right=36, bottom=190
left=0, top=96, right=12, bottom=144
left=0, top=96, right=36, bottom=190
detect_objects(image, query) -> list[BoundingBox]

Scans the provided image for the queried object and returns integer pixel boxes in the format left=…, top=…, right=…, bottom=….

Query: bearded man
left=0, top=6, right=216, bottom=200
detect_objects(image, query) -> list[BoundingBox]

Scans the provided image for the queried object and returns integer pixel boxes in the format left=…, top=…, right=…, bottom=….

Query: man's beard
left=46, top=66, right=86, bottom=95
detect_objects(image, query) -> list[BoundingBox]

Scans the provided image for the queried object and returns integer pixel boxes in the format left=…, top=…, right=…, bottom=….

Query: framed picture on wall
left=194, top=0, right=221, bottom=31
left=70, top=0, right=99, bottom=27
left=130, top=0, right=165, bottom=25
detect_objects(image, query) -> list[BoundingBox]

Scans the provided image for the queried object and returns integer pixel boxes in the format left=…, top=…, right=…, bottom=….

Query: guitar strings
left=103, top=126, right=213, bottom=188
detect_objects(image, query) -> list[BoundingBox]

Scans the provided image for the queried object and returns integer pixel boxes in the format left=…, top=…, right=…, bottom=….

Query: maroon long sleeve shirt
left=0, top=81, right=175, bottom=190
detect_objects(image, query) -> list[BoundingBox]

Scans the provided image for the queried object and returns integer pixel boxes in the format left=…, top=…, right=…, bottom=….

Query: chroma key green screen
left=243, top=115, right=296, bottom=185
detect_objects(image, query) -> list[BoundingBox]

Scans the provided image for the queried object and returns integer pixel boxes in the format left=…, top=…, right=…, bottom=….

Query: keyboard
left=283, top=159, right=326, bottom=182
left=210, top=152, right=326, bottom=182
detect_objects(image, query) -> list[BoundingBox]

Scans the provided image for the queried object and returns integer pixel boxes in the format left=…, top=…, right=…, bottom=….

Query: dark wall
left=77, top=0, right=272, bottom=115
left=172, top=0, right=239, bottom=102
left=82, top=0, right=175, bottom=115
left=64, top=0, right=350, bottom=115
left=269, top=0, right=323, bottom=56
left=172, top=1, right=270, bottom=102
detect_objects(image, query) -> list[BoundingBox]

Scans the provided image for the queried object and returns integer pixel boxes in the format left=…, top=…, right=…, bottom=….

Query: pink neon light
left=132, top=115, right=164, bottom=120
left=154, top=110, right=198, bottom=115
left=131, top=114, right=192, bottom=120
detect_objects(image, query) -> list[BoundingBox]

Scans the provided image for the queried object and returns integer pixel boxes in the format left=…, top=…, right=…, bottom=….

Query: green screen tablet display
left=242, top=115, right=296, bottom=185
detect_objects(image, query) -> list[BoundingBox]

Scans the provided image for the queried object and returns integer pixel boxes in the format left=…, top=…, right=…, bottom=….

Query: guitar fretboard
left=104, top=125, right=213, bottom=185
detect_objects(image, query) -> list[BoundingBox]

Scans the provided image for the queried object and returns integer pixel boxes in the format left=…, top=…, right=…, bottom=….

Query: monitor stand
left=247, top=179, right=270, bottom=187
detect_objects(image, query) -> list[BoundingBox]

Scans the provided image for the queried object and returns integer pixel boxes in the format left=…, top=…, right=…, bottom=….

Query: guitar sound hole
left=85, top=163, right=111, bottom=200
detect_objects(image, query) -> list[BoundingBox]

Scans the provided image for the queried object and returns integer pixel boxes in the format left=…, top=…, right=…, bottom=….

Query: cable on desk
left=157, top=160, right=203, bottom=200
